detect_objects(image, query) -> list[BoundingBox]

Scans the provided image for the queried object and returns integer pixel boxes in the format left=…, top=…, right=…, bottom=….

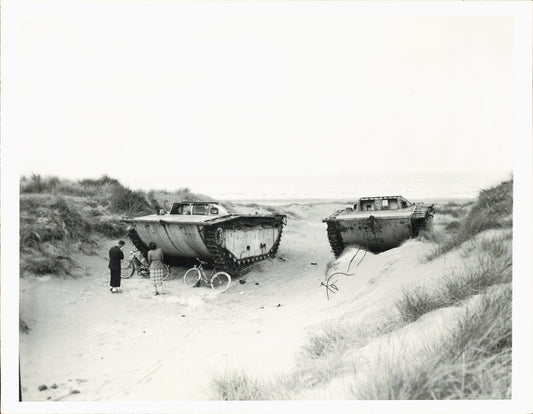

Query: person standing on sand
left=147, top=241, right=165, bottom=296
left=108, top=240, right=125, bottom=293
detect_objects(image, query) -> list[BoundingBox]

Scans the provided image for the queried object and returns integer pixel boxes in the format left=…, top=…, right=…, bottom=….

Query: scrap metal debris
left=321, top=248, right=367, bottom=300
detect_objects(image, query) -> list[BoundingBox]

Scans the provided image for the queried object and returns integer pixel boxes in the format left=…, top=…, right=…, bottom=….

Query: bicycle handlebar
left=196, top=258, right=208, bottom=266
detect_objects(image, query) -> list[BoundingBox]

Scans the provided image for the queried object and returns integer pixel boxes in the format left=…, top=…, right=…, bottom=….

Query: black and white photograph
left=1, top=1, right=532, bottom=413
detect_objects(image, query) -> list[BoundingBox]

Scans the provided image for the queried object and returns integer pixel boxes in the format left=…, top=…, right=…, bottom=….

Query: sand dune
left=20, top=202, right=461, bottom=401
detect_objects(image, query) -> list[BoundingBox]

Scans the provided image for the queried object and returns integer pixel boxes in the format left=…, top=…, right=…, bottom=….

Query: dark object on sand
left=323, top=196, right=434, bottom=256
left=19, top=317, right=30, bottom=334
left=38, top=385, right=47, bottom=391
left=122, top=201, right=286, bottom=277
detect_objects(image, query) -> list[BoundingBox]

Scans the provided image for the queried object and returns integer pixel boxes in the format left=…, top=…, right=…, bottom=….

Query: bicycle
left=121, top=250, right=170, bottom=280
left=183, top=259, right=232, bottom=293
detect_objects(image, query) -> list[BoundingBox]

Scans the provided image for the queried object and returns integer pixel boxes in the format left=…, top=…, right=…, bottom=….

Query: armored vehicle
left=122, top=201, right=286, bottom=276
left=323, top=195, right=434, bottom=256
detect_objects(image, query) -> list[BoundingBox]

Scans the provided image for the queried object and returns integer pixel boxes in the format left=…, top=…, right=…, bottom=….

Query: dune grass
left=210, top=370, right=268, bottom=400
left=435, top=202, right=470, bottom=218
left=20, top=195, right=95, bottom=275
left=425, top=179, right=512, bottom=261
left=351, top=229, right=511, bottom=399
left=208, top=315, right=403, bottom=400
left=398, top=232, right=511, bottom=323
left=21, top=174, right=119, bottom=197
left=20, top=248, right=80, bottom=276
left=292, top=322, right=366, bottom=389
left=443, top=220, right=461, bottom=231
left=209, top=222, right=512, bottom=400
left=19, top=174, right=214, bottom=276
left=290, top=314, right=404, bottom=391
left=354, top=284, right=512, bottom=399
left=20, top=174, right=213, bottom=216
left=208, top=323, right=354, bottom=399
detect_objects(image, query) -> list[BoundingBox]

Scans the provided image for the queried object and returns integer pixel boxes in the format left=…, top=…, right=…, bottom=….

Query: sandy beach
left=18, top=200, right=467, bottom=402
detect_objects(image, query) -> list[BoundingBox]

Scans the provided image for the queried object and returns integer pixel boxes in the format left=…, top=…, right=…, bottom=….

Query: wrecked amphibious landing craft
left=122, top=201, right=286, bottom=276
left=323, top=195, right=434, bottom=256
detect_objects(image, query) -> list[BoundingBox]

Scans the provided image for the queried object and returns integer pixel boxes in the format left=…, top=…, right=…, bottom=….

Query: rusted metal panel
left=338, top=216, right=412, bottom=252
left=323, top=195, right=434, bottom=254
left=223, top=227, right=278, bottom=260
left=133, top=221, right=211, bottom=259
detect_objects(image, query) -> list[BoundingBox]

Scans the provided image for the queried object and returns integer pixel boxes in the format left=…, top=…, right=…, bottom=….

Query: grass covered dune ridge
left=210, top=179, right=513, bottom=400
left=19, top=174, right=214, bottom=276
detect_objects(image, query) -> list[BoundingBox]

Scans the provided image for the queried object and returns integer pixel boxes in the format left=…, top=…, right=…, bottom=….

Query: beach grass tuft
left=293, top=322, right=362, bottom=388
left=444, top=220, right=461, bottom=231
left=210, top=370, right=269, bottom=400
left=107, top=186, right=152, bottom=216
left=396, top=286, right=448, bottom=323
left=425, top=179, right=512, bottom=261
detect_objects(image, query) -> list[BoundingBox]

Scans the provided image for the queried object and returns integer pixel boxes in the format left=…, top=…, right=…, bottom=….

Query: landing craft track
left=203, top=215, right=285, bottom=276
left=127, top=227, right=149, bottom=258
left=326, top=221, right=345, bottom=258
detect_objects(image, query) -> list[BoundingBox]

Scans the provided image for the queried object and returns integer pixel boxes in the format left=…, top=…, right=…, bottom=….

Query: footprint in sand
left=139, top=294, right=160, bottom=300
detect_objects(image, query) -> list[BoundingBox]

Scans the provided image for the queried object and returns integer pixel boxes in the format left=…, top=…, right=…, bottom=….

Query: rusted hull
left=336, top=216, right=413, bottom=253
left=132, top=221, right=211, bottom=259
left=122, top=214, right=286, bottom=275
left=324, top=197, right=434, bottom=256
left=221, top=226, right=281, bottom=261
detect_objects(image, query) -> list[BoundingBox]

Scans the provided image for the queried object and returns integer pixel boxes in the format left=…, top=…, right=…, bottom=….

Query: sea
left=125, top=171, right=512, bottom=205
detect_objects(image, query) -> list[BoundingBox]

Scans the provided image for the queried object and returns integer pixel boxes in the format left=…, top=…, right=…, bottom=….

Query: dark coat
left=108, top=245, right=124, bottom=270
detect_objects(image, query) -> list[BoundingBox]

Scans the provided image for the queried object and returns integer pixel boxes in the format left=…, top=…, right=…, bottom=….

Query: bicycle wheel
left=162, top=265, right=171, bottom=281
left=210, top=272, right=231, bottom=293
left=183, top=267, right=202, bottom=287
left=121, top=261, right=135, bottom=278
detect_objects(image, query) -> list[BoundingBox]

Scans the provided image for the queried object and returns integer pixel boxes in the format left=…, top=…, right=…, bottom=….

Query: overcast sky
left=5, top=1, right=521, bottom=184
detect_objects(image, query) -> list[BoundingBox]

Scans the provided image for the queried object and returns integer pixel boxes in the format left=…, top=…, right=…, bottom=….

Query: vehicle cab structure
left=168, top=201, right=228, bottom=217
left=353, top=196, right=412, bottom=212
